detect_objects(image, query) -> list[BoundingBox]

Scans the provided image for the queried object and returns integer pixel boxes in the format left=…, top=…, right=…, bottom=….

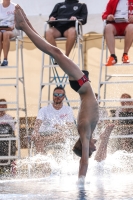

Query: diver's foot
left=15, top=6, right=26, bottom=30
left=16, top=5, right=31, bottom=27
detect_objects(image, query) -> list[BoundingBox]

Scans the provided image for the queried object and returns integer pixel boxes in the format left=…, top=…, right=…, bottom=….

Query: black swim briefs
left=69, top=70, right=90, bottom=92
left=52, top=22, right=75, bottom=37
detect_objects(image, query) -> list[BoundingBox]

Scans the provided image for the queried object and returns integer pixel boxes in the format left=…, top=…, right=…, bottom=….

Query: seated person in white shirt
left=0, top=0, right=20, bottom=66
left=32, top=86, right=75, bottom=154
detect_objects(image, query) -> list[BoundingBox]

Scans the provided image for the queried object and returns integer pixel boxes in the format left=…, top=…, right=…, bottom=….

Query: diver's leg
left=15, top=7, right=83, bottom=80
left=94, top=124, right=114, bottom=162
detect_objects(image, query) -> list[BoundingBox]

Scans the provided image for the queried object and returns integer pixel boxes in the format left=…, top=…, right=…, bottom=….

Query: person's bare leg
left=2, top=31, right=14, bottom=59
left=64, top=27, right=76, bottom=56
left=45, top=27, right=61, bottom=47
left=124, top=24, right=133, bottom=53
left=104, top=24, right=117, bottom=54
left=94, top=124, right=114, bottom=162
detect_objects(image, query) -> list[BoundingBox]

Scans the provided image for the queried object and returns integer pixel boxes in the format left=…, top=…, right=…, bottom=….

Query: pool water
left=0, top=150, right=133, bottom=200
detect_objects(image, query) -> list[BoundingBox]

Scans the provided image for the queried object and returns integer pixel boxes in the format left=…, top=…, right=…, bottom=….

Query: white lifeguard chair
left=97, top=20, right=133, bottom=141
left=0, top=31, right=28, bottom=166
left=38, top=19, right=84, bottom=113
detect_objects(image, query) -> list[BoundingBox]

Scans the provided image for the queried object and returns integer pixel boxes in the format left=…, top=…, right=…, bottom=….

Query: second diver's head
left=120, top=93, right=132, bottom=106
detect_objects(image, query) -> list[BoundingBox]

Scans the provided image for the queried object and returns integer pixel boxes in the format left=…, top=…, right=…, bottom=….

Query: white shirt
left=0, top=2, right=16, bottom=27
left=37, top=104, right=74, bottom=134
left=114, top=0, right=128, bottom=20
left=0, top=114, right=15, bottom=131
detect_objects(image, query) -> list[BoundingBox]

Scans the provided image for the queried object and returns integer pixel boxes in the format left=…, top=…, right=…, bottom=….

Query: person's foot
left=15, top=5, right=31, bottom=28
left=14, top=6, right=26, bottom=30
left=105, top=56, right=117, bottom=66
left=122, top=54, right=130, bottom=63
left=1, top=60, right=8, bottom=66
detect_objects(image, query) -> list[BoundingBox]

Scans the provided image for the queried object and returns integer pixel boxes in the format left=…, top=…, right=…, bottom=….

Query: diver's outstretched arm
left=94, top=124, right=114, bottom=162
